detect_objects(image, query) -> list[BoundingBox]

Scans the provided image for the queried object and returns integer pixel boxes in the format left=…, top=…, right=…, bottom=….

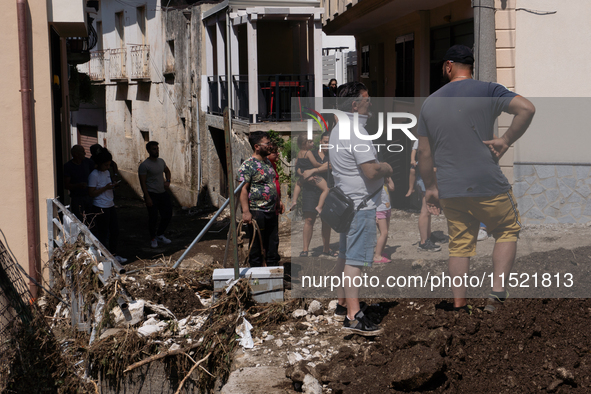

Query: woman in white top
left=88, top=149, right=126, bottom=263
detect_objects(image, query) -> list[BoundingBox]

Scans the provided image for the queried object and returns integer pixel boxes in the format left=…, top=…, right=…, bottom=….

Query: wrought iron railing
left=89, top=50, right=105, bottom=81
left=219, top=75, right=229, bottom=114
left=232, top=75, right=249, bottom=120
left=258, top=74, right=314, bottom=122
left=130, top=45, right=150, bottom=80
left=109, top=48, right=127, bottom=80
left=208, top=76, right=221, bottom=115
left=207, top=74, right=314, bottom=122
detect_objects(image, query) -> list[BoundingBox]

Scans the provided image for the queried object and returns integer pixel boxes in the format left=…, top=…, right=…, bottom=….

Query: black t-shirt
left=64, top=158, right=94, bottom=197
left=301, top=149, right=333, bottom=193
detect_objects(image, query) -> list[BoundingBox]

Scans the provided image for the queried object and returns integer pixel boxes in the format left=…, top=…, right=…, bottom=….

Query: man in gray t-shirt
left=418, top=45, right=535, bottom=314
left=139, top=141, right=173, bottom=248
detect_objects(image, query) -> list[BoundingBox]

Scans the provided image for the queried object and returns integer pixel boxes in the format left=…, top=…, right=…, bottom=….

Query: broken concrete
left=220, top=367, right=292, bottom=394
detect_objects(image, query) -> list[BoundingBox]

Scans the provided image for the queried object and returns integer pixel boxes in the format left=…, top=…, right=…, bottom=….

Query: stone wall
left=513, top=164, right=591, bottom=225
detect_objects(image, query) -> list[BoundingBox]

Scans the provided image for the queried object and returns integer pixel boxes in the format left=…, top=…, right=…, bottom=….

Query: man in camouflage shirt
left=239, top=131, right=279, bottom=266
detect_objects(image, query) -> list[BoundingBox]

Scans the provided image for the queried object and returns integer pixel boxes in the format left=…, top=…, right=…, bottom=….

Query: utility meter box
left=213, top=267, right=284, bottom=303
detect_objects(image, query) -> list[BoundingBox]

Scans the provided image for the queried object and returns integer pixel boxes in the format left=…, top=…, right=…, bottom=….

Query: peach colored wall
left=513, top=0, right=591, bottom=164
left=0, top=1, right=56, bottom=282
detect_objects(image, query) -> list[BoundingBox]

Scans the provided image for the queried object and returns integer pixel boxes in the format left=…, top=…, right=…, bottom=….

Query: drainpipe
left=473, top=0, right=497, bottom=82
left=17, top=0, right=41, bottom=298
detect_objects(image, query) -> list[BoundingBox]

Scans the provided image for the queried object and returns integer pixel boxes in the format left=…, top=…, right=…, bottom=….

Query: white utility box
left=213, top=267, right=284, bottom=303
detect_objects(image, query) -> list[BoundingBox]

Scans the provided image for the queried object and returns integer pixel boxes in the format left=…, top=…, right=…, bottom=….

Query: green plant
left=268, top=130, right=291, bottom=184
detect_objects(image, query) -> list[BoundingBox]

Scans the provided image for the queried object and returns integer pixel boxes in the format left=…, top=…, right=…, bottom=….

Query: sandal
left=299, top=251, right=309, bottom=257
left=453, top=305, right=473, bottom=315
left=373, top=256, right=391, bottom=264
left=319, top=249, right=339, bottom=258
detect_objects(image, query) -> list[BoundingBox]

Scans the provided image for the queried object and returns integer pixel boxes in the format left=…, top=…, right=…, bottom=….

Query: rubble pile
left=4, top=238, right=302, bottom=392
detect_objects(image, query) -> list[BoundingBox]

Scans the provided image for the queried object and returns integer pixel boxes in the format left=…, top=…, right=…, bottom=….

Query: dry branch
left=123, top=341, right=203, bottom=373
left=174, top=352, right=212, bottom=394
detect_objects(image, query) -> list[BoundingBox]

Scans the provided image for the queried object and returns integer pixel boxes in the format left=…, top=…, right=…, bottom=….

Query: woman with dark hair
left=88, top=149, right=127, bottom=263
left=328, top=79, right=338, bottom=97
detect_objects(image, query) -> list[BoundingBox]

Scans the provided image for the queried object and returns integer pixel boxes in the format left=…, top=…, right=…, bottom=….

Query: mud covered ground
left=111, top=191, right=591, bottom=393
left=323, top=291, right=591, bottom=393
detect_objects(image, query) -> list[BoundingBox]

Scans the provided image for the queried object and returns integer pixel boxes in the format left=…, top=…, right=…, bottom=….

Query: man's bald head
left=71, top=145, right=86, bottom=161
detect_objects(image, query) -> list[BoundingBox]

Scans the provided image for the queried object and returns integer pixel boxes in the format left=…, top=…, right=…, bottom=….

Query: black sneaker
left=418, top=239, right=442, bottom=252
left=343, top=310, right=384, bottom=336
left=334, top=301, right=367, bottom=322
left=430, top=231, right=449, bottom=244
left=484, top=290, right=509, bottom=313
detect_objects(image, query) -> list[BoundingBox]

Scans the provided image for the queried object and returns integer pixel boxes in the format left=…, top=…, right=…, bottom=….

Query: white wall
left=322, top=32, right=355, bottom=52
left=99, top=0, right=197, bottom=205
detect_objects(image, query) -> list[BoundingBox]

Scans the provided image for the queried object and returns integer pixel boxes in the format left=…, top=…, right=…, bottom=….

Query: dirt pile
left=308, top=295, right=591, bottom=394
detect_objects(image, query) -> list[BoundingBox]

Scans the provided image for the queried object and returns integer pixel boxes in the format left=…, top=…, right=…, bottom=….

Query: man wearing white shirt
left=329, top=82, right=393, bottom=336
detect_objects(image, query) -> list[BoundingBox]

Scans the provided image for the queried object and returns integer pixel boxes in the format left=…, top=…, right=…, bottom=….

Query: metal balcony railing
left=207, top=74, right=314, bottom=122
left=258, top=74, right=314, bottom=122
left=232, top=75, right=249, bottom=120
left=89, top=50, right=105, bottom=81
left=109, top=48, right=127, bottom=80
left=130, top=45, right=150, bottom=80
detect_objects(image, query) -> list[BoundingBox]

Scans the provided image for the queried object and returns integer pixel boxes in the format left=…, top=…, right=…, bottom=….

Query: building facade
left=1, top=0, right=90, bottom=291
left=80, top=0, right=324, bottom=207
left=323, top=0, right=591, bottom=224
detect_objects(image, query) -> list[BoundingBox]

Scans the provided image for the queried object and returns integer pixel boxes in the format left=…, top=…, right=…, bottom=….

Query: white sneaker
left=477, top=228, right=488, bottom=241
left=151, top=238, right=158, bottom=248
left=156, top=234, right=172, bottom=244
left=114, top=255, right=128, bottom=264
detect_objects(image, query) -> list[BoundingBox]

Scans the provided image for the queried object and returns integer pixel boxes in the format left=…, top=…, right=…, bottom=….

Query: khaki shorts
left=440, top=190, right=521, bottom=257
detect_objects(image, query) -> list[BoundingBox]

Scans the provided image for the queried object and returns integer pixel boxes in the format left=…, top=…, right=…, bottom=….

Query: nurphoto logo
left=305, top=108, right=418, bottom=153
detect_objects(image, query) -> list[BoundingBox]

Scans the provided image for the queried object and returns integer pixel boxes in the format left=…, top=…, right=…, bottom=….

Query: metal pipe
left=173, top=180, right=245, bottom=269
left=473, top=0, right=497, bottom=82
left=116, top=296, right=129, bottom=311
left=117, top=296, right=132, bottom=321
left=17, top=0, right=41, bottom=298
left=224, top=10, right=240, bottom=280
left=196, top=94, right=202, bottom=205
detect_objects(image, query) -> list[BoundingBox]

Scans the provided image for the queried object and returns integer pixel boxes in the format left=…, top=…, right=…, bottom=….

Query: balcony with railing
left=88, top=50, right=105, bottom=81
left=130, top=45, right=150, bottom=80
left=109, top=48, right=127, bottom=81
left=207, top=74, right=314, bottom=122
